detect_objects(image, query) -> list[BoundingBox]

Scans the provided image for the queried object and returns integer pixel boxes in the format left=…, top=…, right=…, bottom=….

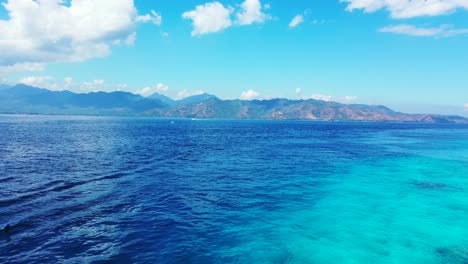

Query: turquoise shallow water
left=269, top=156, right=468, bottom=264
left=213, top=132, right=468, bottom=264
left=0, top=115, right=467, bottom=263
left=273, top=132, right=468, bottom=264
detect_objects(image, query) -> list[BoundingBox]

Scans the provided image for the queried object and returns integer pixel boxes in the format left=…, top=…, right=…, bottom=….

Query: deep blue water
left=0, top=115, right=467, bottom=263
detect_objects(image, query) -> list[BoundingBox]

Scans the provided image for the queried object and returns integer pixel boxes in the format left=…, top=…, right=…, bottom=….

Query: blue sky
left=0, top=0, right=467, bottom=116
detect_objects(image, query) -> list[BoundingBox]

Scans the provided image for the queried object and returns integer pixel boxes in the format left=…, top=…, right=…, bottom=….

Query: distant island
left=0, top=84, right=467, bottom=124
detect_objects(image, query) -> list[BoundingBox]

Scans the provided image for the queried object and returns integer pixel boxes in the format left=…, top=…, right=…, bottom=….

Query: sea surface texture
left=0, top=115, right=467, bottom=264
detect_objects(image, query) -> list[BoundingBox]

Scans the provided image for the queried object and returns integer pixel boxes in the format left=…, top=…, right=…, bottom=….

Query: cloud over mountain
left=240, top=89, right=260, bottom=100
left=136, top=83, right=170, bottom=97
left=1, top=84, right=466, bottom=123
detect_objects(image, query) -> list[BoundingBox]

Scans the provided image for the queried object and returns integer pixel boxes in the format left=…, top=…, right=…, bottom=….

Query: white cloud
left=16, top=77, right=123, bottom=93
left=310, top=94, right=333, bottom=101
left=136, top=10, right=162, bottom=25
left=0, top=62, right=46, bottom=77
left=135, top=87, right=154, bottom=97
left=0, top=0, right=161, bottom=71
left=182, top=2, right=233, bottom=36
left=19, top=76, right=61, bottom=90
left=156, top=83, right=169, bottom=93
left=182, top=0, right=271, bottom=36
left=177, top=89, right=205, bottom=99
left=289, top=14, right=304, bottom=28
left=135, top=83, right=170, bottom=97
left=307, top=94, right=358, bottom=103
left=124, top=32, right=137, bottom=45
left=64, top=77, right=73, bottom=89
left=81, top=80, right=105, bottom=92
left=464, top=103, right=468, bottom=111
left=341, top=0, right=468, bottom=19
left=116, top=83, right=129, bottom=91
left=236, top=0, right=270, bottom=25
left=240, top=89, right=260, bottom=100
left=0, top=78, right=10, bottom=85
left=343, top=96, right=358, bottom=102
left=295, top=88, right=302, bottom=94
left=380, top=24, right=468, bottom=37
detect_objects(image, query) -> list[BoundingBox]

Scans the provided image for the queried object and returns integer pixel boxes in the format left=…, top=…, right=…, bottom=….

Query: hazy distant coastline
left=1, top=84, right=467, bottom=124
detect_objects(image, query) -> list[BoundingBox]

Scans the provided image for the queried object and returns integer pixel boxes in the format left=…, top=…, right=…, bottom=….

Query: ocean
left=0, top=115, right=467, bottom=263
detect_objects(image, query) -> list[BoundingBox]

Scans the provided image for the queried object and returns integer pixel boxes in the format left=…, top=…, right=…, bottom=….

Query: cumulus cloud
left=15, top=77, right=127, bottom=93
left=343, top=96, right=358, bottom=102
left=80, top=80, right=105, bottom=92
left=379, top=24, right=468, bottom=37
left=0, top=0, right=161, bottom=70
left=155, top=83, right=169, bottom=93
left=116, top=83, right=129, bottom=91
left=182, top=2, right=233, bottom=36
left=135, top=87, right=155, bottom=97
left=176, top=89, right=205, bottom=99
left=341, top=0, right=468, bottom=19
left=240, top=89, right=260, bottom=100
left=135, top=83, right=170, bottom=97
left=236, top=0, right=270, bottom=25
left=306, top=94, right=358, bottom=103
left=289, top=14, right=304, bottom=28
left=310, top=94, right=333, bottom=101
left=295, top=88, right=302, bottom=94
left=64, top=77, right=73, bottom=89
left=183, top=0, right=270, bottom=36
left=136, top=10, right=162, bottom=25
left=19, top=76, right=61, bottom=90
left=0, top=62, right=46, bottom=77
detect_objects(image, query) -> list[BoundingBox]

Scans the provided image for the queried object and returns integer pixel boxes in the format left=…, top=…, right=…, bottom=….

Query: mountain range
left=0, top=84, right=466, bottom=124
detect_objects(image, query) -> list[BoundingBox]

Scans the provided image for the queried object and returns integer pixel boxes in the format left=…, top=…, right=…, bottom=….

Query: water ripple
left=0, top=116, right=467, bottom=263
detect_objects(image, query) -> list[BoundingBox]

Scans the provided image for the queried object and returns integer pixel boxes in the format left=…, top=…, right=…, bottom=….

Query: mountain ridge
left=0, top=84, right=466, bottom=124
